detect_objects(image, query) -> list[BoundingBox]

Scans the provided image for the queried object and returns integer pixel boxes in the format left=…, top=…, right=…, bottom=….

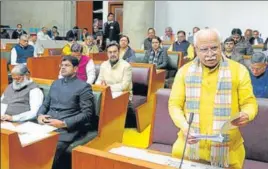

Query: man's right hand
left=182, top=129, right=199, bottom=144
left=37, top=115, right=51, bottom=124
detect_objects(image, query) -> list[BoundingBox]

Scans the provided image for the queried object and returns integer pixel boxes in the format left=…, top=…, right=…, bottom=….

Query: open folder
left=191, top=113, right=241, bottom=143
left=1, top=121, right=57, bottom=146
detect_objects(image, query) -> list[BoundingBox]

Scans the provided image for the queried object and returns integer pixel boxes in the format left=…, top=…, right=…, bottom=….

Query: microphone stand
left=179, top=112, right=194, bottom=169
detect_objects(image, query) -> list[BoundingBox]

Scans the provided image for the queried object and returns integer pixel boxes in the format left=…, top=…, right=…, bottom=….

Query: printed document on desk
left=109, top=146, right=222, bottom=169
left=1, top=121, right=57, bottom=146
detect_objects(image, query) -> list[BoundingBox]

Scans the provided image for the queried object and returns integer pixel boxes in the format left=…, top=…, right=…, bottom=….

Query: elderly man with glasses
left=1, top=64, right=44, bottom=122
left=169, top=28, right=257, bottom=169
left=11, top=34, right=34, bottom=65
left=249, top=52, right=268, bottom=98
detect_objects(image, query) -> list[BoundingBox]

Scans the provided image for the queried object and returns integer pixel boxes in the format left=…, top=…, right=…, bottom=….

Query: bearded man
left=1, top=64, right=44, bottom=122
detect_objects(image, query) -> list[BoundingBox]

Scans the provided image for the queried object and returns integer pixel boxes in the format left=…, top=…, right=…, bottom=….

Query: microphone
left=179, top=112, right=194, bottom=169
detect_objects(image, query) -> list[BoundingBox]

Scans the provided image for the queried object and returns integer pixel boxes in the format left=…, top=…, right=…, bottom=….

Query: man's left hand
left=46, top=119, right=66, bottom=128
left=1, top=115, right=13, bottom=121
left=231, top=112, right=249, bottom=127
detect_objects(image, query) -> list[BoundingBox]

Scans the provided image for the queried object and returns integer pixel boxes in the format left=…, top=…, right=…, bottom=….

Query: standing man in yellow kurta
left=169, top=28, right=257, bottom=169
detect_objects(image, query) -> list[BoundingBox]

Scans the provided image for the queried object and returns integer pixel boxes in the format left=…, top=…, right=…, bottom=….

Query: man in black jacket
left=11, top=24, right=27, bottom=39
left=66, top=26, right=79, bottom=41
left=104, top=13, right=120, bottom=44
left=37, top=56, right=96, bottom=169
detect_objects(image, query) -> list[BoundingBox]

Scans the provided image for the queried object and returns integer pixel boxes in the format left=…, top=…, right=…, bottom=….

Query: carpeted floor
left=122, top=125, right=151, bottom=148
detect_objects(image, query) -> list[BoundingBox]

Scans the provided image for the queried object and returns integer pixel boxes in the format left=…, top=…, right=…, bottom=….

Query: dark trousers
left=52, top=141, right=71, bottom=169
left=125, top=101, right=137, bottom=128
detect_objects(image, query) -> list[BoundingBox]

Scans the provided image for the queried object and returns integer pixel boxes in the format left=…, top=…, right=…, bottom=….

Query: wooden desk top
left=73, top=142, right=216, bottom=169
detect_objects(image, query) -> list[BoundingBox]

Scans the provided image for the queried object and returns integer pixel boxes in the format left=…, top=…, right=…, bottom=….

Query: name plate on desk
left=109, top=146, right=222, bottom=169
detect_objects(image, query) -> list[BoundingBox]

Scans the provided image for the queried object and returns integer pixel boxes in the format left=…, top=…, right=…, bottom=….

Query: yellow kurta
left=62, top=43, right=72, bottom=55
left=168, top=43, right=195, bottom=60
left=169, top=59, right=257, bottom=169
left=82, top=44, right=99, bottom=56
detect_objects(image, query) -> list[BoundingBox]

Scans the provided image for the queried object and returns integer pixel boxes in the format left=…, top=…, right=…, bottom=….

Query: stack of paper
left=1, top=122, right=57, bottom=146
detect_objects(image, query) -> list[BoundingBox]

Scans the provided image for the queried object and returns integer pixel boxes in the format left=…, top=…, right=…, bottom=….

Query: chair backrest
left=92, top=53, right=108, bottom=62
left=27, top=56, right=62, bottom=80
left=134, top=51, right=145, bottom=63
left=240, top=98, right=268, bottom=163
left=167, top=52, right=179, bottom=70
left=0, top=51, right=11, bottom=65
left=1, top=58, right=8, bottom=95
left=37, top=82, right=102, bottom=117
left=48, top=48, right=62, bottom=56
left=151, top=89, right=179, bottom=145
left=132, top=66, right=150, bottom=96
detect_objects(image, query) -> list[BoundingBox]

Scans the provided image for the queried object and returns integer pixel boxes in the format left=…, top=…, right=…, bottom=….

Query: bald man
left=169, top=29, right=258, bottom=168
left=249, top=52, right=268, bottom=98
left=11, top=34, right=34, bottom=65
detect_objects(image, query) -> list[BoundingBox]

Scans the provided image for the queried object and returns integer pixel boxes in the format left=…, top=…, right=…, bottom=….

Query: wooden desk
left=72, top=142, right=213, bottom=169
left=1, top=58, right=8, bottom=95
left=1, top=128, right=59, bottom=169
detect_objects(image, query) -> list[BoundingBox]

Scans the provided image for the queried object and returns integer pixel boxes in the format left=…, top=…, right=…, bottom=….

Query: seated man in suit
left=168, top=30, right=195, bottom=60
left=1, top=64, right=44, bottom=122
left=222, top=37, right=249, bottom=67
left=11, top=34, right=34, bottom=65
left=249, top=52, right=268, bottom=98
left=231, top=28, right=253, bottom=55
left=143, top=36, right=169, bottom=69
left=11, top=24, right=27, bottom=39
left=37, top=56, right=96, bottom=169
left=66, top=26, right=79, bottom=41
left=95, top=42, right=136, bottom=127
left=252, top=30, right=264, bottom=45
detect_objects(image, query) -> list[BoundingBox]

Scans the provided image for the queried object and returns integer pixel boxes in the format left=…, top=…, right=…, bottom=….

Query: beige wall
left=123, top=1, right=155, bottom=49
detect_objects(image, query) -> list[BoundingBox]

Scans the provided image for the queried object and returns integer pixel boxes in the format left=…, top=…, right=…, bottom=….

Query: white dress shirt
left=58, top=59, right=96, bottom=84
left=37, top=31, right=51, bottom=40
left=1, top=87, right=44, bottom=122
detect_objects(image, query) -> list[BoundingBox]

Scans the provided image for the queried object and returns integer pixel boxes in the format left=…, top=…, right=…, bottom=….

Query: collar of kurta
left=62, top=75, right=77, bottom=83
left=109, top=59, right=122, bottom=69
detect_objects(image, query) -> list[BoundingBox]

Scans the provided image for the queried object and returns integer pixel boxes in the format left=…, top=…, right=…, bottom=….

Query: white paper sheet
left=109, top=146, right=222, bottom=169
left=190, top=113, right=241, bottom=143
left=112, top=91, right=123, bottom=99
left=1, top=122, right=57, bottom=146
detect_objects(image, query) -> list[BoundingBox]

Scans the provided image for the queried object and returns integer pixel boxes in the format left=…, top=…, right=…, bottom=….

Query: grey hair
left=193, top=28, right=222, bottom=46
left=11, top=64, right=30, bottom=75
left=20, top=34, right=28, bottom=40
left=165, top=26, right=173, bottom=32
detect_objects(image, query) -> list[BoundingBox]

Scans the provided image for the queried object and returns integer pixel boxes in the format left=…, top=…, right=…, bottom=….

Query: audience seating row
left=149, top=88, right=268, bottom=168
left=20, top=56, right=165, bottom=132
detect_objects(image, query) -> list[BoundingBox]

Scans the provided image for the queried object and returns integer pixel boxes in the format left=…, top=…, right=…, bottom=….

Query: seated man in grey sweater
left=1, top=64, right=44, bottom=122
left=37, top=56, right=96, bottom=169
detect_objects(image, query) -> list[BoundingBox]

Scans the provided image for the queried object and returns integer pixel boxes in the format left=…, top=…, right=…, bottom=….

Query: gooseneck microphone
left=179, top=112, right=195, bottom=169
